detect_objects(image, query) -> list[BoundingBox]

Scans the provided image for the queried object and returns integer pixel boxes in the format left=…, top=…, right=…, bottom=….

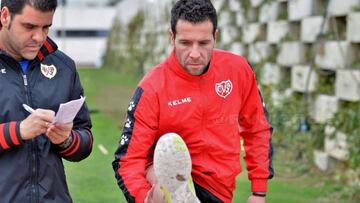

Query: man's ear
left=169, top=29, right=175, bottom=46
left=214, top=29, right=218, bottom=42
left=0, top=7, right=11, bottom=29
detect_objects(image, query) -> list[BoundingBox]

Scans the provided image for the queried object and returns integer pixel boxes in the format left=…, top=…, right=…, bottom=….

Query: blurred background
left=51, top=0, right=360, bottom=202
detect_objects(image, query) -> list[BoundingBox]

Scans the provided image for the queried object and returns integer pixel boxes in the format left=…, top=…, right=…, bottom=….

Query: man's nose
left=189, top=47, right=201, bottom=59
left=32, top=29, right=46, bottom=43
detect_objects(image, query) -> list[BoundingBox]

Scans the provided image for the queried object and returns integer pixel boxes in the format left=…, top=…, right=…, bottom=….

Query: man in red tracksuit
left=113, top=0, right=274, bottom=202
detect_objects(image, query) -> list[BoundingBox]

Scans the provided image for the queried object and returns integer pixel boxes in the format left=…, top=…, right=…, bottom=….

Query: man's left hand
left=247, top=195, right=266, bottom=203
left=46, top=122, right=73, bottom=144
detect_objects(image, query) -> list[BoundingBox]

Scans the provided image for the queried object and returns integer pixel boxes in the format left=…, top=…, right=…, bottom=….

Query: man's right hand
left=144, top=184, right=167, bottom=203
left=20, top=109, right=55, bottom=140
left=247, top=195, right=266, bottom=203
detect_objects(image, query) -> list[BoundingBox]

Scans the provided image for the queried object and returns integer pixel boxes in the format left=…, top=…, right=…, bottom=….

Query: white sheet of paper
left=53, top=97, right=85, bottom=124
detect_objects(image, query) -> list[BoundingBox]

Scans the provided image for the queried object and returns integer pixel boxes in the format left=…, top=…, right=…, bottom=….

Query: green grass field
left=63, top=68, right=355, bottom=203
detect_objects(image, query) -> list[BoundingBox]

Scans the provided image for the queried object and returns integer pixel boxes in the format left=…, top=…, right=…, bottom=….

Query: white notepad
left=53, top=96, right=86, bottom=124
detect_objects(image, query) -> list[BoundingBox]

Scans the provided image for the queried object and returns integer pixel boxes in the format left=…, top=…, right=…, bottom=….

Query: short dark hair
left=1, top=0, right=58, bottom=16
left=171, top=0, right=217, bottom=37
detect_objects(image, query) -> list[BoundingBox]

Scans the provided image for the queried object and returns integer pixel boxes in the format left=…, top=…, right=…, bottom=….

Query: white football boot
left=154, top=133, right=200, bottom=203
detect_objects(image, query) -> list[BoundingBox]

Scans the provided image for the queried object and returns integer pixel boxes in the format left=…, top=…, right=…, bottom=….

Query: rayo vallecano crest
left=215, top=80, right=233, bottom=98
left=40, top=63, right=57, bottom=79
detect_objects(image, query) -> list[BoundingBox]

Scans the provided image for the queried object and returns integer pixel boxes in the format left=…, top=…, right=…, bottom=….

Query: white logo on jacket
left=120, top=134, right=129, bottom=145
left=215, top=80, right=233, bottom=98
left=168, top=97, right=192, bottom=106
left=40, top=64, right=57, bottom=79
left=0, top=69, right=6, bottom=74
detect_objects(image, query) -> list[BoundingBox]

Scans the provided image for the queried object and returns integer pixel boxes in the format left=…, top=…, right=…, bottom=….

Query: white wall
left=52, top=7, right=116, bottom=30
left=64, top=0, right=111, bottom=7
left=49, top=6, right=116, bottom=67
left=53, top=38, right=107, bottom=67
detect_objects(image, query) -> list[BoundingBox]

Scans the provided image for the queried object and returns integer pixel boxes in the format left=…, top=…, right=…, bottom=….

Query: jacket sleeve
left=112, top=86, right=158, bottom=203
left=0, top=121, right=23, bottom=153
left=238, top=61, right=274, bottom=193
left=55, top=70, right=93, bottom=162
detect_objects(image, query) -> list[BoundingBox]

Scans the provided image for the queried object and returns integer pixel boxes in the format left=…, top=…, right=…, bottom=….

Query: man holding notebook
left=0, top=0, right=93, bottom=202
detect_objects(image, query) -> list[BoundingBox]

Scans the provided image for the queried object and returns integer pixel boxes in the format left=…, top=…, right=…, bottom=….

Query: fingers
left=46, top=122, right=73, bottom=144
left=145, top=184, right=155, bottom=203
left=31, top=110, right=54, bottom=132
left=46, top=123, right=73, bottom=135
left=145, top=183, right=166, bottom=203
left=29, top=109, right=55, bottom=127
left=149, top=184, right=155, bottom=199
left=146, top=165, right=157, bottom=185
left=153, top=184, right=167, bottom=203
left=34, top=108, right=55, bottom=123
left=39, top=120, right=50, bottom=129
left=20, top=108, right=55, bottom=140
left=54, top=122, right=73, bottom=131
left=46, top=132, right=67, bottom=144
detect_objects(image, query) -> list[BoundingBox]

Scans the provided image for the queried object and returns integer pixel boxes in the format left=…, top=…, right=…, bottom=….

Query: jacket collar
left=0, top=37, right=58, bottom=73
left=35, top=37, right=58, bottom=62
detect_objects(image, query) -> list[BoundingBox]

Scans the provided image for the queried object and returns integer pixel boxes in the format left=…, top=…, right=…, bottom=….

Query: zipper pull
left=22, top=74, right=28, bottom=86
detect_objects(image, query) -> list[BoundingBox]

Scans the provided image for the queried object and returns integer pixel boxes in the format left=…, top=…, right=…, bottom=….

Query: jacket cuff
left=14, top=122, right=23, bottom=145
left=251, top=179, right=267, bottom=192
left=57, top=131, right=79, bottom=157
left=0, top=122, right=23, bottom=150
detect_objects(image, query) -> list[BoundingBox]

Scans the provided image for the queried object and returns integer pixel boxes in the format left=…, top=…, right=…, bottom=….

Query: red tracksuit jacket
left=113, top=49, right=274, bottom=203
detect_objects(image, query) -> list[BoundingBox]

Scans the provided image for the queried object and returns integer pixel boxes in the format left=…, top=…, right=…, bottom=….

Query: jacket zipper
left=22, top=73, right=38, bottom=203
left=22, top=75, right=30, bottom=105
